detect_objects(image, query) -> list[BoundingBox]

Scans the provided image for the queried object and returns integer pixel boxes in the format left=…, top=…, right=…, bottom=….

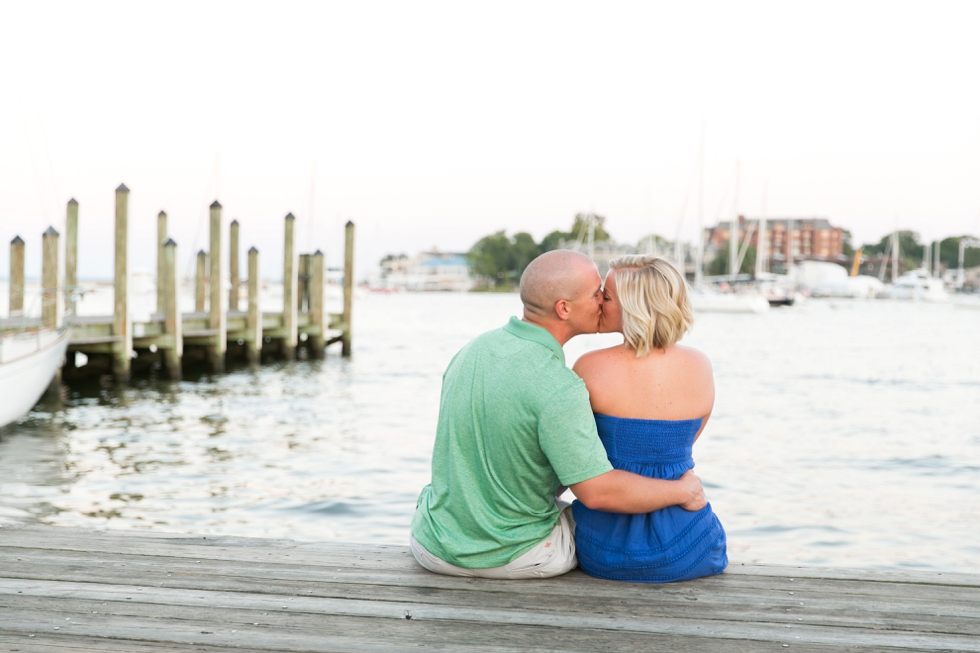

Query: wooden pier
left=0, top=525, right=977, bottom=652
left=2, top=184, right=355, bottom=381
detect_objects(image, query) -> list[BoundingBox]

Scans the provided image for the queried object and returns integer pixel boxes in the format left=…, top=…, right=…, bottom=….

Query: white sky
left=2, top=1, right=979, bottom=280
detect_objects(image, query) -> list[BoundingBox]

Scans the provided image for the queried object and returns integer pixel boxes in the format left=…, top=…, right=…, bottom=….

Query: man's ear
left=554, top=299, right=571, bottom=321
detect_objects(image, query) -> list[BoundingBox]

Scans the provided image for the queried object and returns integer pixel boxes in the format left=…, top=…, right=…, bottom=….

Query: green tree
left=538, top=229, right=571, bottom=253
left=570, top=213, right=611, bottom=243
left=637, top=234, right=673, bottom=252
left=467, top=231, right=513, bottom=284
left=539, top=213, right=611, bottom=253
left=860, top=231, right=924, bottom=267
left=511, top=232, right=540, bottom=278
left=939, top=236, right=980, bottom=269
left=707, top=242, right=756, bottom=276
left=467, top=213, right=617, bottom=287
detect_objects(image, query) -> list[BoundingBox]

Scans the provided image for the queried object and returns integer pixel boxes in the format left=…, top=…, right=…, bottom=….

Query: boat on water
left=884, top=270, right=950, bottom=302
left=0, top=326, right=70, bottom=427
left=689, top=287, right=770, bottom=314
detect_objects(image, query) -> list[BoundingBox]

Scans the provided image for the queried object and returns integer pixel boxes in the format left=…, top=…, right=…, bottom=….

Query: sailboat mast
left=729, top=159, right=740, bottom=280
left=878, top=233, right=891, bottom=283
left=695, top=122, right=705, bottom=288
left=587, top=213, right=595, bottom=261
left=786, top=219, right=795, bottom=279
left=958, top=239, right=966, bottom=289
left=756, top=181, right=768, bottom=277
left=891, top=230, right=899, bottom=282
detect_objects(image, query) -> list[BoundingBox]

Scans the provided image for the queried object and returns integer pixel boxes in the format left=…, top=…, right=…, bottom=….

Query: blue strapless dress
left=572, top=413, right=727, bottom=583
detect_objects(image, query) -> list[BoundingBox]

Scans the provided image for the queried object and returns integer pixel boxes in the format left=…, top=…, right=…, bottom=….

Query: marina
left=1, top=524, right=978, bottom=651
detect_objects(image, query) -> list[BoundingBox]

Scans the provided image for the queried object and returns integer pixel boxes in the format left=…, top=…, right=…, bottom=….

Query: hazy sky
left=2, top=1, right=979, bottom=280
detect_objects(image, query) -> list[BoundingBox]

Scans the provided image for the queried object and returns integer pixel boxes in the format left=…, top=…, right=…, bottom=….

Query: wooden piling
left=229, top=219, right=240, bottom=311
left=298, top=253, right=311, bottom=313
left=42, top=226, right=62, bottom=393
left=310, top=250, right=325, bottom=358
left=195, top=251, right=207, bottom=311
left=56, top=186, right=357, bottom=380
left=113, top=183, right=131, bottom=381
left=41, top=227, right=60, bottom=330
left=246, top=246, right=261, bottom=365
left=342, top=220, right=354, bottom=357
left=161, top=238, right=182, bottom=379
left=208, top=201, right=226, bottom=373
left=8, top=236, right=24, bottom=317
left=282, top=213, right=297, bottom=361
left=156, top=211, right=167, bottom=314
left=65, top=199, right=78, bottom=311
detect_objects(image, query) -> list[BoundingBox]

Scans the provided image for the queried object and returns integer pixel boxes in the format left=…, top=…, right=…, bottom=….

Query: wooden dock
left=1, top=525, right=977, bottom=652
left=3, top=184, right=355, bottom=382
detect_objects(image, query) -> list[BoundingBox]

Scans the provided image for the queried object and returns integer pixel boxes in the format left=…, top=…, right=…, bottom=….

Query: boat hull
left=0, top=329, right=70, bottom=427
left=691, top=292, right=770, bottom=314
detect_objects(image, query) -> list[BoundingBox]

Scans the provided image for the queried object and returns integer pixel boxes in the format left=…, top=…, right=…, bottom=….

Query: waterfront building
left=376, top=249, right=473, bottom=291
left=706, top=217, right=846, bottom=270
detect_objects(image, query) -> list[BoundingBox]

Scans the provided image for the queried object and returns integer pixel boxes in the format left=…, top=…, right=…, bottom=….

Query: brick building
left=706, top=217, right=845, bottom=265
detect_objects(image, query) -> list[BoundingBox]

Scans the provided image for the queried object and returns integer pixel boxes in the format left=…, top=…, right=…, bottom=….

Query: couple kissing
left=411, top=250, right=726, bottom=583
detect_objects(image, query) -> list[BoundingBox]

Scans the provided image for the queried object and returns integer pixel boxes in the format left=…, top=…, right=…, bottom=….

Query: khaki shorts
left=410, top=502, right=577, bottom=579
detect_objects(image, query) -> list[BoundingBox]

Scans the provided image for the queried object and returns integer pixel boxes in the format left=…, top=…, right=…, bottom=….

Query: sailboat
left=688, top=151, right=769, bottom=315
left=885, top=269, right=950, bottom=302
left=0, top=292, right=71, bottom=428
left=880, top=232, right=950, bottom=302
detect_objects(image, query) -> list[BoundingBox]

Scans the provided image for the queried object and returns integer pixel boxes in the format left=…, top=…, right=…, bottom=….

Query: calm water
left=1, top=292, right=978, bottom=572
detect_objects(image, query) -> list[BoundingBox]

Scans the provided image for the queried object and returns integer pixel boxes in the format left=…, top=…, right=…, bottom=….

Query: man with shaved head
left=411, top=250, right=705, bottom=579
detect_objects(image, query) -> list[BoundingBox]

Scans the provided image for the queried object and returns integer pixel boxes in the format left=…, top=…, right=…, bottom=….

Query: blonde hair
left=608, top=255, right=693, bottom=356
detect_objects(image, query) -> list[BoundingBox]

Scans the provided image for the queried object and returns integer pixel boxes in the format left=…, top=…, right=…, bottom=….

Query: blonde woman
left=571, top=255, right=727, bottom=582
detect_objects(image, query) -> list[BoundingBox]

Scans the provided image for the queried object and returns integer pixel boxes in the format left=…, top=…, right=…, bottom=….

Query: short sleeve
left=537, top=379, right=613, bottom=486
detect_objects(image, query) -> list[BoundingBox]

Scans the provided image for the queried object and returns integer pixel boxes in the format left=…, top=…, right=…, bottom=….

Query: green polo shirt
left=411, top=316, right=613, bottom=569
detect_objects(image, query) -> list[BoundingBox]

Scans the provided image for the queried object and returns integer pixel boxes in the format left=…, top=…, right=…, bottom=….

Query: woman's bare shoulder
left=571, top=345, right=624, bottom=378
left=667, top=345, right=714, bottom=412
left=669, top=344, right=713, bottom=374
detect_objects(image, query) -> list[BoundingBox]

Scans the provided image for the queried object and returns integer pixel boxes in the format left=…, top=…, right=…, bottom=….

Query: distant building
left=706, top=217, right=846, bottom=268
left=377, top=249, right=473, bottom=291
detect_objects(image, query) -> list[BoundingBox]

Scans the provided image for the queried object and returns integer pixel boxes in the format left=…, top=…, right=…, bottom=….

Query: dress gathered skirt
left=572, top=413, right=727, bottom=583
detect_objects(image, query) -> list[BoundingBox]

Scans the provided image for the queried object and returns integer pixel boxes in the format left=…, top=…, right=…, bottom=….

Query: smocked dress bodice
left=571, top=413, right=727, bottom=583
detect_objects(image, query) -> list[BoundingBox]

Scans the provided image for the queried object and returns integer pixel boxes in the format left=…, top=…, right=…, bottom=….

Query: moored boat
left=690, top=288, right=770, bottom=314
left=884, top=270, right=950, bottom=302
left=0, top=326, right=70, bottom=428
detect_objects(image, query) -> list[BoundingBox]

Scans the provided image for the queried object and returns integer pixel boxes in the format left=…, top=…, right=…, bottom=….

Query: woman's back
left=571, top=347, right=726, bottom=583
left=573, top=343, right=714, bottom=426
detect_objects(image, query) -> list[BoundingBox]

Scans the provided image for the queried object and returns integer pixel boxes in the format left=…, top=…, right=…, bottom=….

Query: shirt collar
left=503, top=316, right=565, bottom=364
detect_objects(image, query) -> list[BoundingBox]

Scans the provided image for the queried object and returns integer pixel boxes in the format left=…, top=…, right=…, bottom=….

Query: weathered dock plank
left=1, top=525, right=977, bottom=652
